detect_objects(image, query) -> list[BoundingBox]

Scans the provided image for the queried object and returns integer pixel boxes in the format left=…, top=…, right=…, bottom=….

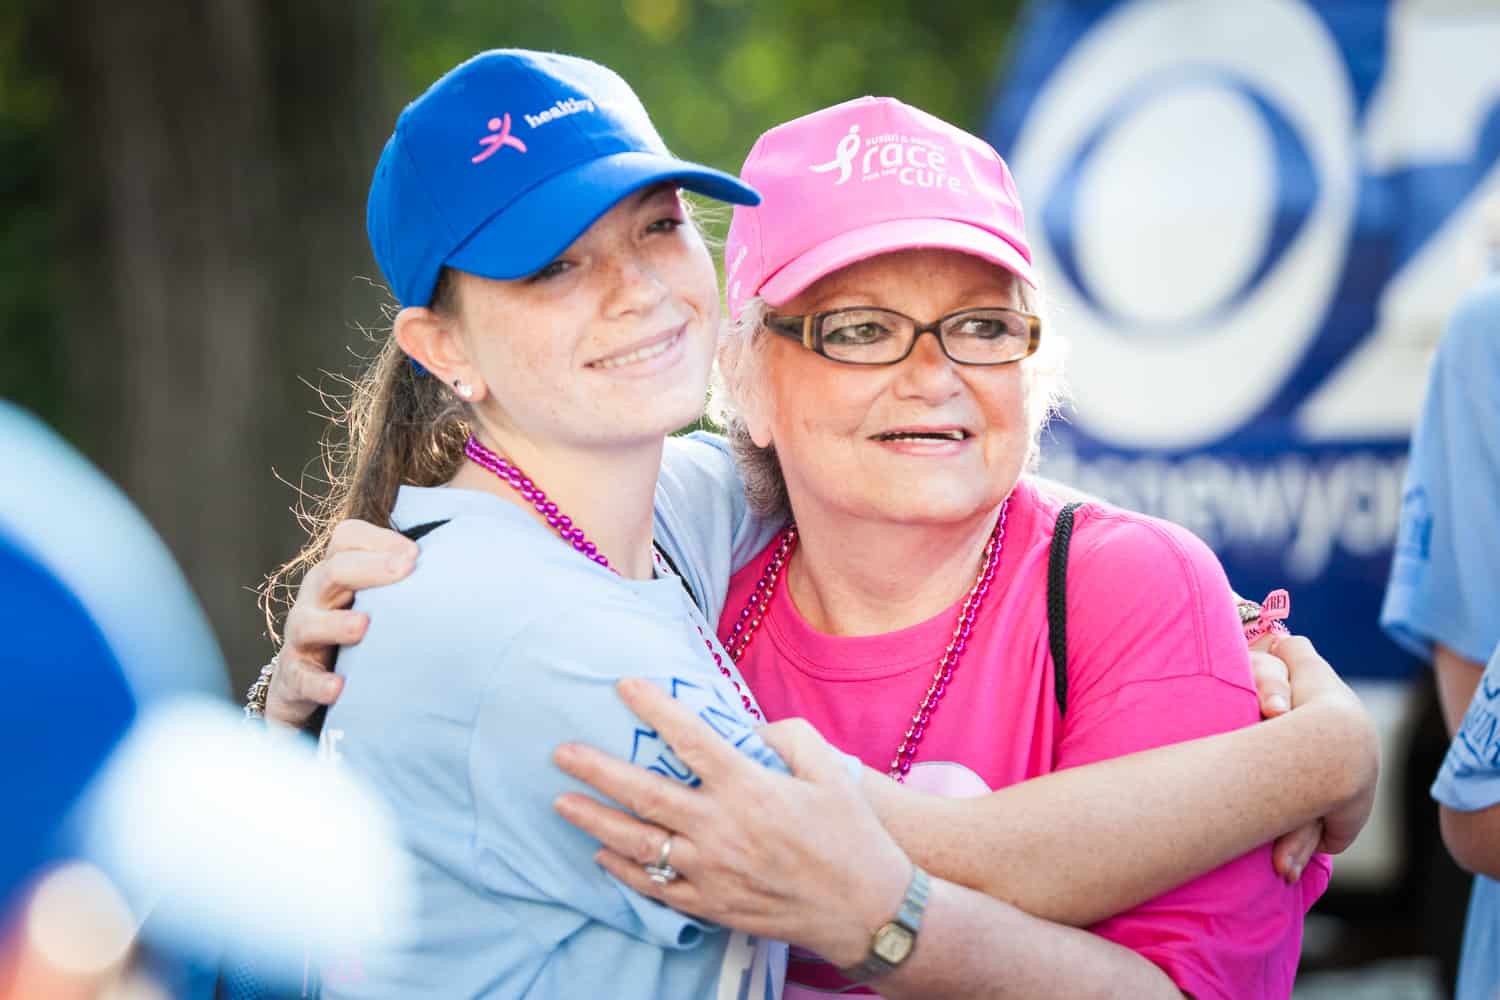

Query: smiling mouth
left=873, top=429, right=971, bottom=442
left=587, top=329, right=683, bottom=370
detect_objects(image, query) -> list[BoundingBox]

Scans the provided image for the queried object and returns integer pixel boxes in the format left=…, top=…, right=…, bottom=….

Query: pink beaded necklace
left=464, top=434, right=765, bottom=722
left=723, top=500, right=1010, bottom=782
left=465, top=435, right=612, bottom=567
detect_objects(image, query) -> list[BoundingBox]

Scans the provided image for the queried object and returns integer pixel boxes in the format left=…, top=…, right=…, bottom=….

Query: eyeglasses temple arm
left=764, top=315, right=817, bottom=351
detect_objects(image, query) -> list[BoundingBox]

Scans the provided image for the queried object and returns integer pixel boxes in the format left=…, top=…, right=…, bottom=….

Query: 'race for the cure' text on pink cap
left=724, top=96, right=1036, bottom=320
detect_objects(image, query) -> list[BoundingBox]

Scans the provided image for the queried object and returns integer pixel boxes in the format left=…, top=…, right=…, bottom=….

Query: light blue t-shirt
left=1381, top=276, right=1500, bottom=664
left=651, top=432, right=782, bottom=628
left=1382, top=276, right=1500, bottom=1000
left=319, top=435, right=787, bottom=1000
left=1431, top=644, right=1500, bottom=1000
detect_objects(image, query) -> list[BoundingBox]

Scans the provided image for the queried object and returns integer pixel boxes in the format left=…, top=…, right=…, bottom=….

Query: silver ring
left=643, top=834, right=678, bottom=885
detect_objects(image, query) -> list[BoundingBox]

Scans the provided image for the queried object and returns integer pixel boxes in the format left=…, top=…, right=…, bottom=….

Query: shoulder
left=354, top=489, right=606, bottom=650
left=659, top=431, right=737, bottom=491
left=1010, top=479, right=1230, bottom=603
left=663, top=429, right=734, bottom=465
left=1067, top=498, right=1229, bottom=595
left=414, top=516, right=585, bottom=599
left=392, top=485, right=589, bottom=574
left=656, top=431, right=743, bottom=524
left=1446, top=276, right=1500, bottom=344
left=1436, top=276, right=1500, bottom=375
left=1037, top=490, right=1249, bottom=693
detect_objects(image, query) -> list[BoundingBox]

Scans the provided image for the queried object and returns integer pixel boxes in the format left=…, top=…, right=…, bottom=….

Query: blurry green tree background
left=0, top=0, right=1021, bottom=683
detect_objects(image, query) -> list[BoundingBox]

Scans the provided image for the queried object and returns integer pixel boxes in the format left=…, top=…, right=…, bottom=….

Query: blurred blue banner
left=987, top=0, right=1500, bottom=680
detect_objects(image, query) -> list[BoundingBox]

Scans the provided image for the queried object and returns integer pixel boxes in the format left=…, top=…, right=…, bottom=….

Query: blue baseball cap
left=0, top=532, right=136, bottom=909
left=367, top=49, right=761, bottom=307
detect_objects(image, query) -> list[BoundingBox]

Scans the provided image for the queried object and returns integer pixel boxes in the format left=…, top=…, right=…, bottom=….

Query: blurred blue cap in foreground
left=0, top=401, right=412, bottom=987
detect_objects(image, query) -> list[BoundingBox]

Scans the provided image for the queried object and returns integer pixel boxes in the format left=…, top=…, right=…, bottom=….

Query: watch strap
left=840, top=864, right=931, bottom=983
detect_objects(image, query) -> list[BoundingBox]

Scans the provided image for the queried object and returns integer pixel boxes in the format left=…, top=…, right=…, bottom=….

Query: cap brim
left=758, top=218, right=1037, bottom=308
left=449, top=152, right=759, bottom=281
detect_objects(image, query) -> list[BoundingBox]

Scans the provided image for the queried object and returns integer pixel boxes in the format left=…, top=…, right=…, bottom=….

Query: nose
left=603, top=251, right=669, bottom=318
left=892, top=329, right=963, bottom=403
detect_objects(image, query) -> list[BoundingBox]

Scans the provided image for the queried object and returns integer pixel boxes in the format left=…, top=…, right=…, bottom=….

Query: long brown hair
left=259, top=271, right=467, bottom=641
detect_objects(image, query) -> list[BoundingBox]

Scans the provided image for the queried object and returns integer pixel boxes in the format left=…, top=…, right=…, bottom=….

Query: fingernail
left=388, top=554, right=413, bottom=574
left=1266, top=695, right=1290, bottom=714
left=554, top=743, right=578, bottom=765
left=1285, top=863, right=1301, bottom=884
left=323, top=676, right=341, bottom=699
left=618, top=678, right=645, bottom=696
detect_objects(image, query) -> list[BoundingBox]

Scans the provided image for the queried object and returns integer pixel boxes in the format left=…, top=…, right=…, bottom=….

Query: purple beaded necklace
left=723, top=499, right=1010, bottom=782
left=464, top=434, right=764, bottom=721
left=465, top=435, right=612, bottom=566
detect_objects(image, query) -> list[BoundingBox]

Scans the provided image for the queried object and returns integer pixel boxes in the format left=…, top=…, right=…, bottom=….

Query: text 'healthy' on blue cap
left=367, top=49, right=760, bottom=307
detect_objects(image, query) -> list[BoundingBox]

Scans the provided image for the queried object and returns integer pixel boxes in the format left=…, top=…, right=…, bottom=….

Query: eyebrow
left=802, top=279, right=1020, bottom=314
left=635, top=182, right=680, bottom=207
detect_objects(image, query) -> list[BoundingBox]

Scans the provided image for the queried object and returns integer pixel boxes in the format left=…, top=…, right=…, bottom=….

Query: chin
left=634, top=384, right=712, bottom=438
left=865, top=493, right=1001, bottom=526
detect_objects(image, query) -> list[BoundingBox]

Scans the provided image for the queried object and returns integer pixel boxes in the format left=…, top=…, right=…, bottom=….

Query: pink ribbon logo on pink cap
left=472, top=113, right=527, bottom=163
left=809, top=125, right=862, bottom=185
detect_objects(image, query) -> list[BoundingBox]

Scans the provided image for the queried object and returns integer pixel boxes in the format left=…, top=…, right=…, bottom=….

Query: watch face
left=872, top=923, right=915, bottom=965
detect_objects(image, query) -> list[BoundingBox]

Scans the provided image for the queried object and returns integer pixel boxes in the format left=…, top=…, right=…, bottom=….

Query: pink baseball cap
left=724, top=96, right=1035, bottom=320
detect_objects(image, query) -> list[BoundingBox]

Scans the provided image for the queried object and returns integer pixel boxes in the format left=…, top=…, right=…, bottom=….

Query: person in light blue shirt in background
left=1383, top=274, right=1500, bottom=734
left=1432, top=643, right=1500, bottom=1000
left=1382, top=265, right=1500, bottom=1000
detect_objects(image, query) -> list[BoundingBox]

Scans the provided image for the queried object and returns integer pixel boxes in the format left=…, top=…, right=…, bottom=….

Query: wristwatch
left=840, top=865, right=931, bottom=983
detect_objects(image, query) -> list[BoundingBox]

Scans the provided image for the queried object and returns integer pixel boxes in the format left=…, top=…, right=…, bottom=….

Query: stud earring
left=453, top=379, right=473, bottom=400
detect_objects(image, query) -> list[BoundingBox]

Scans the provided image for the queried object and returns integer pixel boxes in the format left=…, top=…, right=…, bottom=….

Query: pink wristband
left=1239, top=589, right=1291, bottom=644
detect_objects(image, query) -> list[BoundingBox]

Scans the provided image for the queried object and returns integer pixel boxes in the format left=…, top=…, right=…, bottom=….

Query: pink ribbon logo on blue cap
left=471, top=113, right=527, bottom=163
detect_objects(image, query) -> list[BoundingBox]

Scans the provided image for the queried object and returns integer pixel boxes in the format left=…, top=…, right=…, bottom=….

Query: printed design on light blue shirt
left=1390, top=486, right=1432, bottom=586
left=631, top=678, right=784, bottom=784
left=1447, top=669, right=1500, bottom=779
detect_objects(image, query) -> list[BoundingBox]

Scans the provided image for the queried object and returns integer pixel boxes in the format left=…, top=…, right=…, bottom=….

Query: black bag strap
left=1047, top=502, right=1083, bottom=718
left=401, top=518, right=449, bottom=542
left=652, top=543, right=704, bottom=614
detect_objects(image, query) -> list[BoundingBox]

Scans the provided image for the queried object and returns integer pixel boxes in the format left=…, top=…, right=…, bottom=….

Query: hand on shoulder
left=260, top=519, right=417, bottom=730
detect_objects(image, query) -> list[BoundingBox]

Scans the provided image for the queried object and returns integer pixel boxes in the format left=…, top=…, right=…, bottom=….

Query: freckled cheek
left=488, top=336, right=574, bottom=400
left=664, top=247, right=718, bottom=321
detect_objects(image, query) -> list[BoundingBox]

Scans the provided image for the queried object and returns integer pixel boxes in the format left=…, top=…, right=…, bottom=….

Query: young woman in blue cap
left=262, top=52, right=1376, bottom=999
left=287, top=49, right=800, bottom=998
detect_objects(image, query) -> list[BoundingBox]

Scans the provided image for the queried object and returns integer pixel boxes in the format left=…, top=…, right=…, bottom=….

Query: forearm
left=1440, top=802, right=1500, bottom=877
left=1434, top=644, right=1485, bottom=738
left=868, top=700, right=1371, bottom=926
left=873, top=877, right=1183, bottom=1000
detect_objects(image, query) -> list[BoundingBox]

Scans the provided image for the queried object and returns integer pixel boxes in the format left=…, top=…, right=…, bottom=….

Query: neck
left=783, top=500, right=1006, bottom=637
left=450, top=423, right=663, bottom=579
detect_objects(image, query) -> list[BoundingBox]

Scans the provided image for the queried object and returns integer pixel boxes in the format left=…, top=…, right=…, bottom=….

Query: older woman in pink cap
left=264, top=96, right=1376, bottom=998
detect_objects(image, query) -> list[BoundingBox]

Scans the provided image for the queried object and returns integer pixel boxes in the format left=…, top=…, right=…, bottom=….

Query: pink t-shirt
left=719, top=478, right=1330, bottom=1000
